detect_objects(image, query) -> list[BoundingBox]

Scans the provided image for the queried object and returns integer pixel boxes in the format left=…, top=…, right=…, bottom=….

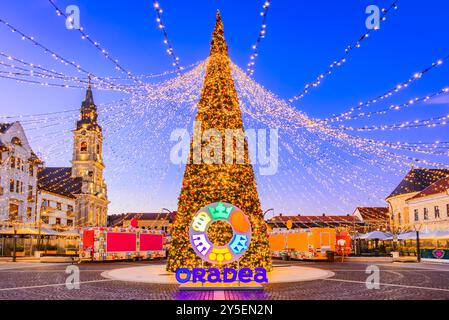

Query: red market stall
left=80, top=227, right=165, bottom=262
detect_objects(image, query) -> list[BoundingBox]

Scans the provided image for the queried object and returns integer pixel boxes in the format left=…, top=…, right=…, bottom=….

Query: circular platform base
left=101, top=264, right=334, bottom=285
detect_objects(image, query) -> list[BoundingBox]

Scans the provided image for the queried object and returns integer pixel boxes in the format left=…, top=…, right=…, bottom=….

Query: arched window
left=80, top=141, right=88, bottom=152
left=11, top=137, right=22, bottom=146
left=96, top=144, right=100, bottom=154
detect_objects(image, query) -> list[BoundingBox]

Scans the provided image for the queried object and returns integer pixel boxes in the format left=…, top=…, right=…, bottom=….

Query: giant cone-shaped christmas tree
left=166, top=11, right=272, bottom=272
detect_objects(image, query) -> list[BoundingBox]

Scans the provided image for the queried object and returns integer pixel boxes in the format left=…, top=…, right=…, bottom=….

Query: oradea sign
left=175, top=202, right=268, bottom=284
left=176, top=267, right=268, bottom=284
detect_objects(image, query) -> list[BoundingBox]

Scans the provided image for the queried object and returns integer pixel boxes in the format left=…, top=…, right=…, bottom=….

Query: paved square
left=0, top=260, right=448, bottom=300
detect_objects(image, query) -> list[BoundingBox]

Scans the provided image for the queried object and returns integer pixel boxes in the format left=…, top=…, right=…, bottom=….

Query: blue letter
left=238, top=268, right=253, bottom=283
left=254, top=268, right=268, bottom=283
left=223, top=268, right=237, bottom=283
left=175, top=268, right=191, bottom=283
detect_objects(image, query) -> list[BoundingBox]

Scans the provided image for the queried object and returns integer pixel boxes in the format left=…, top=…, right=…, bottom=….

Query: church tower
left=71, top=79, right=109, bottom=227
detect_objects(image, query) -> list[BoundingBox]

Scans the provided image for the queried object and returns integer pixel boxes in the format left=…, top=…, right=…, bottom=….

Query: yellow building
left=386, top=168, right=449, bottom=232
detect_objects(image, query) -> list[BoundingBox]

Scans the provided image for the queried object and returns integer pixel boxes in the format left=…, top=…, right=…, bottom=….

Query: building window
left=10, top=156, right=15, bottom=169
left=398, top=212, right=402, bottom=223
left=414, top=209, right=419, bottom=222
left=80, top=141, right=88, bottom=152
left=29, top=165, right=34, bottom=176
left=11, top=137, right=22, bottom=146
left=447, top=204, right=449, bottom=217
left=96, top=144, right=100, bottom=154
left=27, top=207, right=32, bottom=219
left=67, top=205, right=73, bottom=213
left=10, top=179, right=14, bottom=192
left=435, top=206, right=440, bottom=219
left=56, top=202, right=62, bottom=210
left=16, top=158, right=21, bottom=170
left=27, top=185, right=33, bottom=201
left=424, top=208, right=429, bottom=220
left=9, top=204, right=19, bottom=221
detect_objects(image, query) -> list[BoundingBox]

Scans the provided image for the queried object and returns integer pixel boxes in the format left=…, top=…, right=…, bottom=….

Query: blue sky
left=0, top=1, right=448, bottom=215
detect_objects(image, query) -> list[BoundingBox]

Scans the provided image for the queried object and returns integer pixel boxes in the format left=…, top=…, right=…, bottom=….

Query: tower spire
left=84, top=75, right=94, bottom=107
left=77, top=78, right=100, bottom=131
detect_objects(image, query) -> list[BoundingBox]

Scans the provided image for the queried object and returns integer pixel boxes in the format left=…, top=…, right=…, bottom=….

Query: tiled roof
left=356, top=207, right=389, bottom=221
left=407, top=176, right=449, bottom=200
left=0, top=122, right=13, bottom=133
left=108, top=212, right=176, bottom=226
left=387, top=169, right=449, bottom=199
left=269, top=215, right=362, bottom=227
left=38, top=167, right=82, bottom=199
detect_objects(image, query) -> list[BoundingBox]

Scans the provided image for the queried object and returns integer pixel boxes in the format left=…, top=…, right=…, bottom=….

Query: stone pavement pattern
left=0, top=260, right=449, bottom=300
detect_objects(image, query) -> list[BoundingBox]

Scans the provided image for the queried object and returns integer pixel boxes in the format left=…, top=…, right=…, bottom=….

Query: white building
left=405, top=176, right=449, bottom=232
left=37, top=168, right=80, bottom=227
left=0, top=122, right=42, bottom=223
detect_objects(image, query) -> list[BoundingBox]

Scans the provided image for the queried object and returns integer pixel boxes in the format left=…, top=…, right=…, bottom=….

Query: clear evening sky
left=0, top=1, right=448, bottom=216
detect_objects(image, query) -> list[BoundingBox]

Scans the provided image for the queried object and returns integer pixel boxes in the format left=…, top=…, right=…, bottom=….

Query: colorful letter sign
left=189, top=202, right=252, bottom=265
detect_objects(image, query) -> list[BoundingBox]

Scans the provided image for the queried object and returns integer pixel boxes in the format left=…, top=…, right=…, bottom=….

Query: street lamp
left=413, top=223, right=422, bottom=263
left=263, top=208, right=275, bottom=220
left=161, top=208, right=173, bottom=232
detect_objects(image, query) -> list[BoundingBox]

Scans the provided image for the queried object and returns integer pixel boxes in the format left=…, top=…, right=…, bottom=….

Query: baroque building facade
left=0, top=82, right=109, bottom=228
left=0, top=122, right=42, bottom=222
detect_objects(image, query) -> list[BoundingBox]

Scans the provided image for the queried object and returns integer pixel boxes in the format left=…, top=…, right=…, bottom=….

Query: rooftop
left=38, top=167, right=82, bottom=199
left=387, top=168, right=449, bottom=199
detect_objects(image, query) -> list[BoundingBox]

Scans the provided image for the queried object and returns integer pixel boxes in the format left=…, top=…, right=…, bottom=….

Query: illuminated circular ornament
left=189, top=202, right=251, bottom=265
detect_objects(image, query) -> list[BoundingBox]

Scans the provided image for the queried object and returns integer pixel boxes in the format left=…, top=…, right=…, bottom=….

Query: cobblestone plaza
left=1, top=260, right=449, bottom=300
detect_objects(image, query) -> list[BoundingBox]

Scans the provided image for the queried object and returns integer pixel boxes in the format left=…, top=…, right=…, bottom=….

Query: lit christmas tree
left=166, top=11, right=272, bottom=272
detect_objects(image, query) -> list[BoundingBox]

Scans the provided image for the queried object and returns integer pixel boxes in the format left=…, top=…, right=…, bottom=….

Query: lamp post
left=263, top=208, right=274, bottom=220
left=161, top=208, right=173, bottom=233
left=12, top=225, right=17, bottom=263
left=413, top=224, right=422, bottom=263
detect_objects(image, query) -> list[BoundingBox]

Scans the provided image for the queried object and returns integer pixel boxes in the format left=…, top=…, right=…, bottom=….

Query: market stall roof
left=419, top=230, right=449, bottom=239
left=358, top=231, right=393, bottom=240
left=398, top=231, right=417, bottom=240
left=58, top=230, right=81, bottom=237
left=0, top=228, right=40, bottom=235
left=39, top=228, right=60, bottom=236
left=0, top=228, right=14, bottom=235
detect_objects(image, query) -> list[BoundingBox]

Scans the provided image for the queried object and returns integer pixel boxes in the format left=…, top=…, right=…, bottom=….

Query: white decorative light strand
left=246, top=0, right=271, bottom=76
left=152, top=1, right=183, bottom=74
left=288, top=0, right=399, bottom=103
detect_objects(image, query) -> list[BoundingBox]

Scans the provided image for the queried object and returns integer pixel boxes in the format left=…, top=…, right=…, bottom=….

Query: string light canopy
left=1, top=3, right=448, bottom=217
